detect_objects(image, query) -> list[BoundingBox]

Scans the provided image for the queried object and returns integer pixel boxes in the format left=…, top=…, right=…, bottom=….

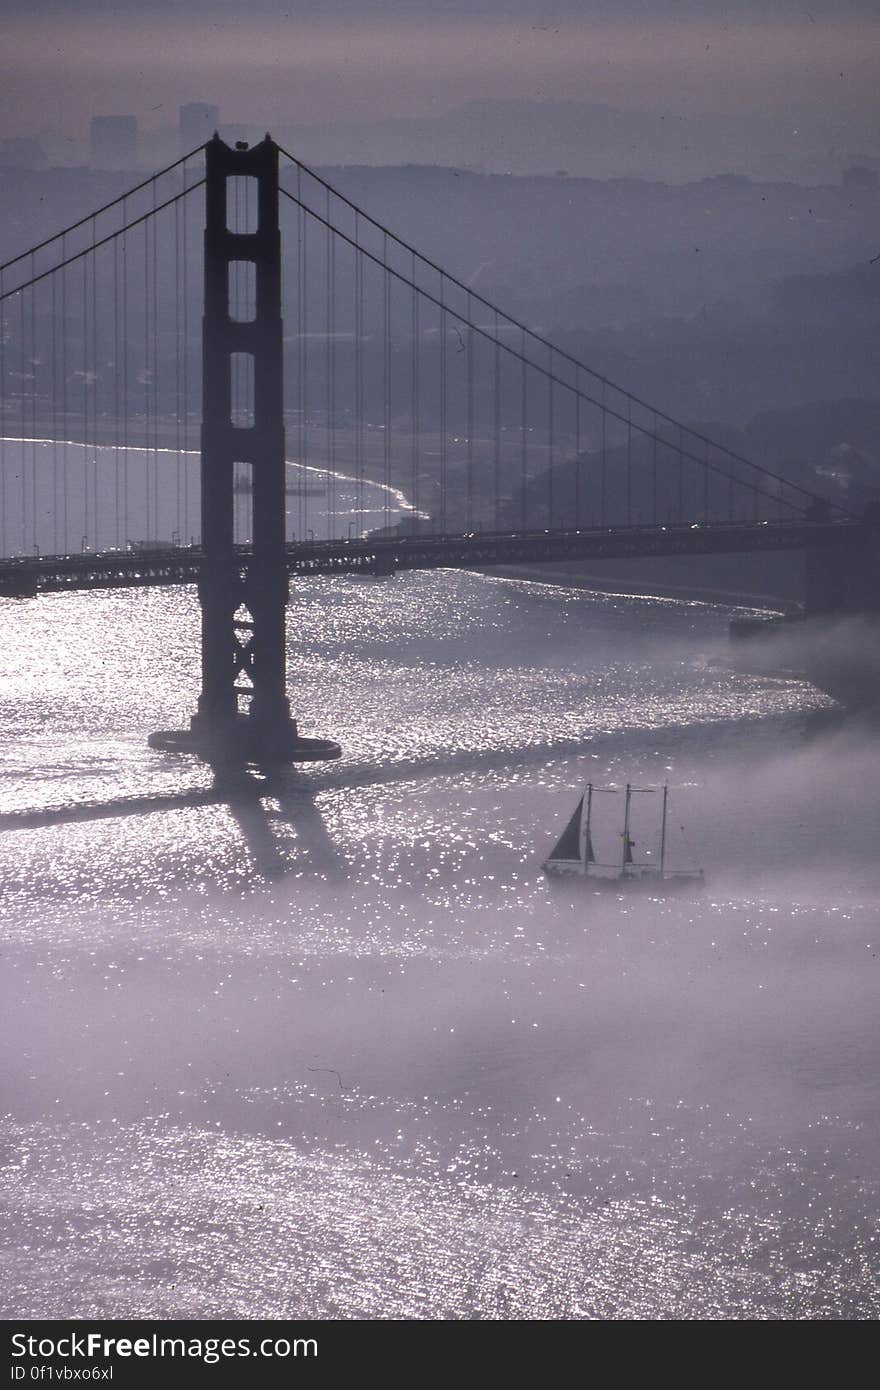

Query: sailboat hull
left=543, top=864, right=705, bottom=895
left=541, top=858, right=589, bottom=879
left=542, top=781, right=704, bottom=895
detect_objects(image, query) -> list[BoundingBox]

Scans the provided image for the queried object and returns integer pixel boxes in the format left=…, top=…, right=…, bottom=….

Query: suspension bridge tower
left=150, top=134, right=340, bottom=765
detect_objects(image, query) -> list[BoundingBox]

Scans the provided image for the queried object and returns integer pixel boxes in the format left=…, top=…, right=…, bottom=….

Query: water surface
left=1, top=567, right=877, bottom=1319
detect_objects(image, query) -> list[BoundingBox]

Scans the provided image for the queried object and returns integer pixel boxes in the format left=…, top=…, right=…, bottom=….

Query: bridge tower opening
left=150, top=135, right=340, bottom=765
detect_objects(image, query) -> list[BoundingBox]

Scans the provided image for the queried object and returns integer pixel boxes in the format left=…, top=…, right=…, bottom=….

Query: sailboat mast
left=581, top=783, right=593, bottom=867
left=660, top=784, right=668, bottom=876
left=622, top=783, right=632, bottom=872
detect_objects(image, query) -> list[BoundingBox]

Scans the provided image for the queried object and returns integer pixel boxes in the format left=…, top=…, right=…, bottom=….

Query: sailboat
left=542, top=783, right=705, bottom=892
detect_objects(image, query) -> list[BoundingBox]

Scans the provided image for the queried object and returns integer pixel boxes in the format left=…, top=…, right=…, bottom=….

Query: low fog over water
left=1, top=565, right=877, bottom=1319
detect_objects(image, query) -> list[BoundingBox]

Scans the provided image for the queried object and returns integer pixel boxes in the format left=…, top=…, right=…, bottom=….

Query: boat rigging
left=542, top=782, right=704, bottom=893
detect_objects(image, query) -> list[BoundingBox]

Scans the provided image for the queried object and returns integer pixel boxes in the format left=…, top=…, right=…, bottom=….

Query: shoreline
left=0, top=432, right=802, bottom=615
left=480, top=563, right=793, bottom=613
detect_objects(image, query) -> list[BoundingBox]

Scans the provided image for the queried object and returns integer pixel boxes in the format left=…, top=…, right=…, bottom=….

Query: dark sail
left=546, top=796, right=584, bottom=863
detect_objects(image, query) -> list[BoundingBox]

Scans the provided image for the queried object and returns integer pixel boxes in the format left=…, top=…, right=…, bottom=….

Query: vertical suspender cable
left=61, top=238, right=68, bottom=553
left=17, top=288, right=23, bottom=552
left=382, top=231, right=391, bottom=532
left=81, top=253, right=88, bottom=546
left=600, top=383, right=607, bottom=528
left=493, top=312, right=501, bottom=532
left=678, top=425, right=684, bottom=524
left=439, top=277, right=447, bottom=533
left=410, top=253, right=419, bottom=534
left=626, top=396, right=632, bottom=527
left=466, top=291, right=474, bottom=532
left=51, top=264, right=58, bottom=554
left=547, top=346, right=554, bottom=530
left=296, top=170, right=304, bottom=540
left=113, top=233, right=120, bottom=546
left=0, top=267, right=4, bottom=557
left=182, top=169, right=189, bottom=543
left=174, top=191, right=181, bottom=544
left=302, top=192, right=311, bottom=537
left=122, top=212, right=129, bottom=547
left=326, top=191, right=333, bottom=539
left=91, top=217, right=98, bottom=547
left=652, top=414, right=658, bottom=526
left=16, top=279, right=24, bottom=553
left=520, top=330, right=527, bottom=531
left=329, top=215, right=337, bottom=540
left=151, top=179, right=159, bottom=541
left=703, top=441, right=710, bottom=522
left=143, top=217, right=150, bottom=542
left=354, top=212, right=363, bottom=531
left=0, top=266, right=5, bottom=557
left=21, top=285, right=28, bottom=551
left=30, top=253, right=37, bottom=553
left=574, top=366, right=581, bottom=528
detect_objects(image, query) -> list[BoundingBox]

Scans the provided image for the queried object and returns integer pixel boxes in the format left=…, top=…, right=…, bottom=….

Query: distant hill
left=550, top=261, right=880, bottom=424
left=506, top=396, right=880, bottom=532
left=275, top=97, right=879, bottom=186
left=297, top=162, right=879, bottom=330
left=2, top=161, right=876, bottom=453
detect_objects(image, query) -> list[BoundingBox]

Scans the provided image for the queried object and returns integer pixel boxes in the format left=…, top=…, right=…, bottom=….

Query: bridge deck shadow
left=0, top=737, right=600, bottom=838
left=0, top=701, right=824, bottom=881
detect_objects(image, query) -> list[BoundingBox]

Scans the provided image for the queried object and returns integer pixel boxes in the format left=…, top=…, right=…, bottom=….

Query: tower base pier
left=148, top=718, right=341, bottom=766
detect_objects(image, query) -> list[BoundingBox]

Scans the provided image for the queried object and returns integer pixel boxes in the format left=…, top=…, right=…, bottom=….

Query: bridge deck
left=0, top=519, right=863, bottom=596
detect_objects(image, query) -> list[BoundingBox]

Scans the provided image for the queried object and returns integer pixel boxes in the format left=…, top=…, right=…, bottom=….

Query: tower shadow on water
left=0, top=768, right=345, bottom=884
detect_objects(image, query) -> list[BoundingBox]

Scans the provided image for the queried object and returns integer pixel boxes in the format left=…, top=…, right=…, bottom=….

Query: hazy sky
left=1, top=0, right=878, bottom=137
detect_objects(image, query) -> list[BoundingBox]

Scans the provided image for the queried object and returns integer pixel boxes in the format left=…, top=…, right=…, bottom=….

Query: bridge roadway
left=0, top=518, right=864, bottom=597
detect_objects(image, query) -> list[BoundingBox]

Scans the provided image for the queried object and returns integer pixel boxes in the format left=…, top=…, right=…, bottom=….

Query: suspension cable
left=0, top=146, right=207, bottom=276
left=280, top=186, right=804, bottom=516
left=277, top=143, right=834, bottom=510
left=0, top=183, right=206, bottom=305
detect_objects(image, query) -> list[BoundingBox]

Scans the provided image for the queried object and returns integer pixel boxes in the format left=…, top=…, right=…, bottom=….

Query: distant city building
left=89, top=115, right=137, bottom=168
left=180, top=103, right=219, bottom=152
